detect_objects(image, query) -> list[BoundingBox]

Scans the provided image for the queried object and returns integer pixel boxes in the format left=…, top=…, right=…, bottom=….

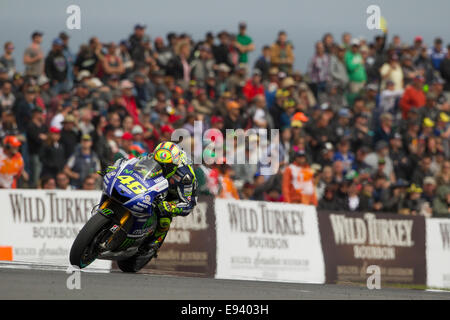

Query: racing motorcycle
left=69, top=156, right=169, bottom=273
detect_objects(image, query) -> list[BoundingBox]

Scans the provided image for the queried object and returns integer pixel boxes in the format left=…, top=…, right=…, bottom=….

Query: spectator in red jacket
left=399, top=75, right=426, bottom=119
left=243, top=69, right=264, bottom=103
left=120, top=79, right=140, bottom=125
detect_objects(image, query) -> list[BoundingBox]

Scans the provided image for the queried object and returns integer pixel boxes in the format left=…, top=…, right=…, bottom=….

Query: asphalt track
left=0, top=263, right=449, bottom=300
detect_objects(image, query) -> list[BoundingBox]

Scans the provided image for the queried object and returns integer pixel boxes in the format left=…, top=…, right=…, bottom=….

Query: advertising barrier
left=0, top=189, right=111, bottom=269
left=143, top=195, right=216, bottom=276
left=1, top=188, right=448, bottom=288
left=317, top=211, right=426, bottom=285
left=426, top=218, right=450, bottom=289
left=215, top=198, right=325, bottom=283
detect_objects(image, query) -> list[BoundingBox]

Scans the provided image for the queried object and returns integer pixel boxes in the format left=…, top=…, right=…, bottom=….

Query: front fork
left=97, top=198, right=132, bottom=250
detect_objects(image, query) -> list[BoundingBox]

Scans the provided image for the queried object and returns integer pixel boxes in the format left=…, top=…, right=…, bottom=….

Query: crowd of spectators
left=0, top=23, right=449, bottom=217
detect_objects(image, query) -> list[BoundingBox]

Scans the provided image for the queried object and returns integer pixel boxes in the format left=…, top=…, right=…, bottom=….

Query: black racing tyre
left=117, top=252, right=155, bottom=273
left=69, top=213, right=110, bottom=269
left=117, top=235, right=167, bottom=273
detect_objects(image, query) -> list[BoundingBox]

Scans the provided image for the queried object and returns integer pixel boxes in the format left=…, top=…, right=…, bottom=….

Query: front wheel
left=70, top=213, right=110, bottom=268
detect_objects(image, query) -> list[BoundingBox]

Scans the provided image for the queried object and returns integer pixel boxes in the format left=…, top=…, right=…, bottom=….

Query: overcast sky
left=1, top=0, right=449, bottom=72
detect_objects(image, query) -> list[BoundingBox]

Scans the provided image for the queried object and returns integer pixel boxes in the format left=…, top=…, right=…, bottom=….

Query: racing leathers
left=151, top=155, right=198, bottom=249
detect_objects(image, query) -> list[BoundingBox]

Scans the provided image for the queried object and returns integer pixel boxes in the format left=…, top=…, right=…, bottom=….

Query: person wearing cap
left=58, top=32, right=75, bottom=90
left=130, top=124, right=150, bottom=153
left=159, top=124, right=174, bottom=142
left=317, top=142, right=335, bottom=169
left=190, top=44, right=214, bottom=87
left=318, top=184, right=342, bottom=211
left=235, top=22, right=254, bottom=66
left=270, top=31, right=295, bottom=74
left=351, top=146, right=371, bottom=173
left=328, top=44, right=349, bottom=91
left=120, top=79, right=140, bottom=125
left=364, top=140, right=395, bottom=180
left=26, top=107, right=47, bottom=187
left=214, top=64, right=231, bottom=96
left=345, top=38, right=367, bottom=96
left=401, top=53, right=419, bottom=87
left=63, top=134, right=101, bottom=189
left=39, top=127, right=66, bottom=179
left=380, top=53, right=404, bottom=91
left=332, top=108, right=352, bottom=143
left=282, top=150, right=317, bottom=205
left=254, top=45, right=272, bottom=81
left=0, top=136, right=26, bottom=188
left=139, top=34, right=156, bottom=70
left=11, top=72, right=23, bottom=95
left=351, top=112, right=372, bottom=151
left=388, top=132, right=410, bottom=180
left=379, top=78, right=404, bottom=113
left=128, top=24, right=149, bottom=67
left=242, top=69, right=264, bottom=103
left=421, top=117, right=436, bottom=139
left=383, top=178, right=408, bottom=213
left=430, top=77, right=447, bottom=104
left=422, top=176, right=437, bottom=204
left=118, top=39, right=134, bottom=75
left=35, top=74, right=52, bottom=106
left=23, top=31, right=44, bottom=78
left=212, top=31, right=232, bottom=69
left=191, top=88, right=214, bottom=116
left=268, top=88, right=289, bottom=129
left=399, top=74, right=426, bottom=119
left=112, top=131, right=134, bottom=161
left=332, top=138, right=355, bottom=174
left=224, top=100, right=244, bottom=130
left=428, top=37, right=448, bottom=71
left=434, top=112, right=450, bottom=137
left=12, top=85, right=37, bottom=132
left=0, top=41, right=16, bottom=79
left=45, top=38, right=68, bottom=94
left=57, top=113, right=80, bottom=160
left=400, top=184, right=426, bottom=215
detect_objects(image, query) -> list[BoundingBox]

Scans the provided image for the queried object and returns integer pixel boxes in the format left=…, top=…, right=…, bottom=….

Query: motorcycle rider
left=100, top=141, right=197, bottom=255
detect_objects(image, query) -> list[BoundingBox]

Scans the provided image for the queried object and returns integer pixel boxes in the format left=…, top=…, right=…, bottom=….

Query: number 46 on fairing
left=117, top=175, right=146, bottom=194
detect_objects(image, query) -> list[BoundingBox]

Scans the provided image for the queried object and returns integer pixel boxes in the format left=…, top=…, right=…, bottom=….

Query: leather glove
left=97, top=166, right=117, bottom=177
left=157, top=201, right=178, bottom=217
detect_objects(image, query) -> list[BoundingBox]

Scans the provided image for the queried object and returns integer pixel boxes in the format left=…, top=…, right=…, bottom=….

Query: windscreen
left=133, top=156, right=163, bottom=180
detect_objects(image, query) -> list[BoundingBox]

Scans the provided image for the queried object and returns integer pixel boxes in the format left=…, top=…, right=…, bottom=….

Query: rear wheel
left=117, top=251, right=156, bottom=273
left=117, top=234, right=167, bottom=273
left=70, top=213, right=110, bottom=268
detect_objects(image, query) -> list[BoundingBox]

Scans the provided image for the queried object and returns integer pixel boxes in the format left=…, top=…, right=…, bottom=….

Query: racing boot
left=139, top=217, right=171, bottom=258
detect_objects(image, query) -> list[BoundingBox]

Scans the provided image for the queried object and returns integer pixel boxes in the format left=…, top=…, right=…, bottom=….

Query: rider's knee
left=158, top=217, right=171, bottom=232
